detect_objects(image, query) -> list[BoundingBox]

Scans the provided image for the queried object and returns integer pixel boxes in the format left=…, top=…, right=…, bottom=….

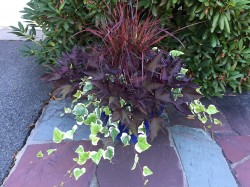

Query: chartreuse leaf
left=214, top=118, right=222, bottom=125
left=119, top=98, right=126, bottom=107
left=84, top=113, right=97, bottom=125
left=142, top=166, right=153, bottom=176
left=73, top=90, right=82, bottom=101
left=64, top=107, right=71, bottom=114
left=109, top=126, right=120, bottom=141
left=37, top=151, right=44, bottom=158
left=121, top=133, right=131, bottom=146
left=131, top=154, right=139, bottom=170
left=53, top=127, right=65, bottom=143
left=75, top=145, right=84, bottom=154
left=90, top=122, right=102, bottom=135
left=47, top=149, right=57, bottom=155
left=103, top=146, right=114, bottom=160
left=170, top=50, right=184, bottom=57
left=73, top=168, right=86, bottom=180
left=77, top=152, right=90, bottom=165
left=89, top=134, right=100, bottom=145
left=76, top=116, right=85, bottom=125
left=206, top=105, right=219, bottom=114
left=101, top=126, right=109, bottom=137
left=64, top=125, right=78, bottom=140
left=103, top=106, right=112, bottom=115
left=198, top=114, right=208, bottom=124
left=138, top=123, right=146, bottom=135
left=90, top=149, right=104, bottom=165
left=135, top=135, right=151, bottom=153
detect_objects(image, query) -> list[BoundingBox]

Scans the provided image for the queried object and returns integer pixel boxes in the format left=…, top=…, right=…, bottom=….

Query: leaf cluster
left=138, top=0, right=250, bottom=96
left=42, top=2, right=202, bottom=140
left=12, top=0, right=250, bottom=95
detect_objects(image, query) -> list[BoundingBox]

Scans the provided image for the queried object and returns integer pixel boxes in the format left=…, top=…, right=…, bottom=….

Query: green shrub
left=12, top=0, right=250, bottom=96
left=141, top=0, right=250, bottom=96
left=11, top=0, right=117, bottom=64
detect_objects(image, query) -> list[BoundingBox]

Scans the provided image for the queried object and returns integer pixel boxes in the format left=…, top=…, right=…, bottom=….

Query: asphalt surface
left=0, top=41, right=51, bottom=184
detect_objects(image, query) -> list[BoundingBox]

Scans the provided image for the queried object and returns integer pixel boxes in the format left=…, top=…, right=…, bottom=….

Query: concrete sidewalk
left=3, top=95, right=250, bottom=187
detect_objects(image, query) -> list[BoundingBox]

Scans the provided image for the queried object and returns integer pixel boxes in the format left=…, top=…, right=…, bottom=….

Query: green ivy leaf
left=206, top=105, right=219, bottom=115
left=36, top=151, right=44, bottom=158
left=47, top=149, right=57, bottom=155
left=198, top=114, right=208, bottom=124
left=64, top=125, right=78, bottom=140
left=131, top=154, right=139, bottom=170
left=119, top=98, right=126, bottom=107
left=84, top=113, right=97, bottom=125
left=142, top=166, right=153, bottom=176
left=89, top=134, right=100, bottom=145
left=101, top=126, right=109, bottom=137
left=214, top=118, right=222, bottom=125
left=73, top=90, right=82, bottom=101
left=103, top=146, right=114, bottom=160
left=90, top=122, right=102, bottom=135
left=53, top=127, right=65, bottom=143
left=72, top=103, right=88, bottom=116
left=75, top=145, right=84, bottom=154
left=121, top=133, right=131, bottom=146
left=193, top=104, right=206, bottom=113
left=73, top=168, right=86, bottom=180
left=83, top=81, right=93, bottom=92
left=109, top=126, right=120, bottom=141
left=76, top=116, right=85, bottom=125
left=64, top=107, right=71, bottom=114
left=138, top=123, right=146, bottom=135
left=135, top=135, right=151, bottom=153
left=103, top=106, right=112, bottom=115
left=77, top=152, right=90, bottom=165
left=90, top=149, right=104, bottom=165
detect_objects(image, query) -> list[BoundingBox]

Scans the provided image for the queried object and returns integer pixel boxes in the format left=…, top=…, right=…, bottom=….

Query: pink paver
left=3, top=141, right=98, bottom=187
left=234, top=159, right=250, bottom=187
left=97, top=132, right=185, bottom=187
left=217, top=135, right=250, bottom=163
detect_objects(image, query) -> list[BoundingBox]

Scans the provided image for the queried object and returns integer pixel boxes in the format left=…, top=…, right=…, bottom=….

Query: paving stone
left=3, top=141, right=98, bottom=187
left=170, top=126, right=237, bottom=187
left=97, top=131, right=185, bottom=187
left=166, top=101, right=236, bottom=135
left=234, top=159, right=250, bottom=187
left=217, top=135, right=250, bottom=164
left=213, top=95, right=250, bottom=135
left=29, top=100, right=90, bottom=143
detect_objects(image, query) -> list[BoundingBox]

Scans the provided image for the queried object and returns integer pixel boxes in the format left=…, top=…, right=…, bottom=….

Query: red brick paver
left=3, top=141, right=98, bottom=187
left=217, top=135, right=250, bottom=187
left=97, top=132, right=185, bottom=187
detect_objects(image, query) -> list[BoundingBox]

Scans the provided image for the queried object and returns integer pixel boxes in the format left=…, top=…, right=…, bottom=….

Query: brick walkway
left=3, top=94, right=250, bottom=187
